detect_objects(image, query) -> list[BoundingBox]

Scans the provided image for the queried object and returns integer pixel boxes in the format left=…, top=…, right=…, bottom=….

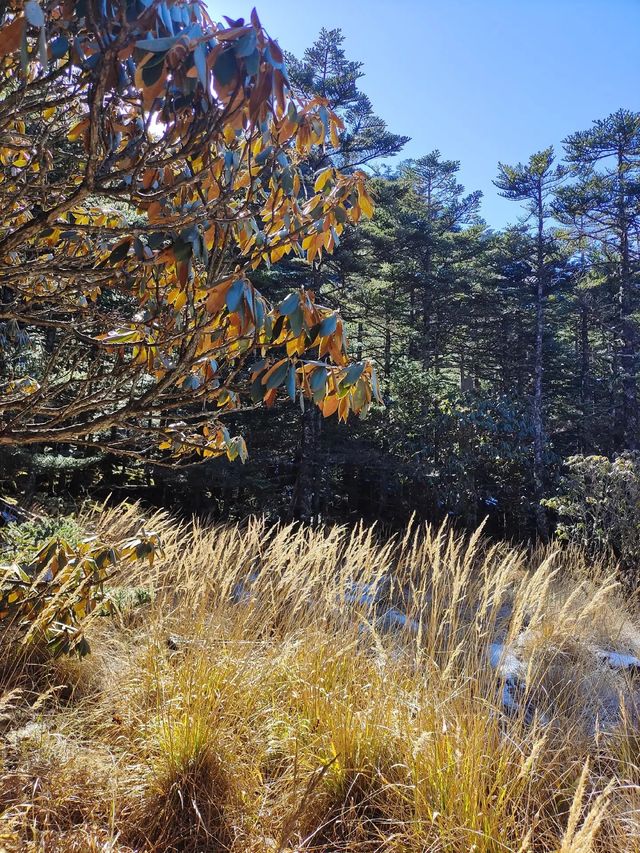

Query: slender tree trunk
left=422, top=249, right=432, bottom=370
left=384, top=305, right=392, bottom=383
left=291, top=403, right=320, bottom=521
left=533, top=186, right=549, bottom=541
left=579, top=301, right=590, bottom=452
left=617, top=146, right=638, bottom=449
left=610, top=330, right=621, bottom=454
left=408, top=282, right=417, bottom=358
left=291, top=265, right=322, bottom=521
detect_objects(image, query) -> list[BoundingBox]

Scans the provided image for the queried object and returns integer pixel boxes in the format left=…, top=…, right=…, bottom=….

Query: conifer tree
left=495, top=149, right=566, bottom=539
left=556, top=110, right=640, bottom=448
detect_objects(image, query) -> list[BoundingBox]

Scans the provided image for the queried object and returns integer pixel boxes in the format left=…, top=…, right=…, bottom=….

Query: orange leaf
left=268, top=38, right=284, bottom=64
left=147, top=201, right=163, bottom=222
left=216, top=25, right=253, bottom=41
left=321, top=395, right=339, bottom=418
left=0, top=16, right=24, bottom=57
left=357, top=185, right=374, bottom=218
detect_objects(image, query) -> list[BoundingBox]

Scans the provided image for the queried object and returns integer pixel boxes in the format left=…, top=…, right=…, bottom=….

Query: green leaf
left=255, top=145, right=273, bottom=165
left=108, top=240, right=131, bottom=265
left=250, top=373, right=266, bottom=403
left=266, top=360, right=289, bottom=390
left=289, top=305, right=304, bottom=337
left=341, top=362, right=365, bottom=389
left=244, top=49, right=260, bottom=77
left=135, top=36, right=178, bottom=52
left=270, top=314, right=285, bottom=341
left=226, top=279, right=244, bottom=312
left=51, top=36, right=69, bottom=59
left=234, top=31, right=257, bottom=57
left=278, top=292, right=299, bottom=316
left=318, top=313, right=337, bottom=337
left=254, top=296, right=265, bottom=329
left=371, top=369, right=381, bottom=402
left=38, top=25, right=46, bottom=67
left=20, top=26, right=28, bottom=74
left=172, top=236, right=193, bottom=262
left=236, top=437, right=248, bottom=463
left=141, top=58, right=165, bottom=87
left=194, top=43, right=207, bottom=87
left=286, top=365, right=296, bottom=401
left=24, top=0, right=45, bottom=28
left=310, top=367, right=327, bottom=403
left=213, top=48, right=237, bottom=86
left=335, top=205, right=348, bottom=224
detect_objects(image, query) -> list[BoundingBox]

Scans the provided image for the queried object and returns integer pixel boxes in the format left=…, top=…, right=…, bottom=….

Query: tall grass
left=1, top=502, right=639, bottom=851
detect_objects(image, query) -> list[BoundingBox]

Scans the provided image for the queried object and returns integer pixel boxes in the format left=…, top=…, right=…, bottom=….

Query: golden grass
left=1, top=501, right=640, bottom=851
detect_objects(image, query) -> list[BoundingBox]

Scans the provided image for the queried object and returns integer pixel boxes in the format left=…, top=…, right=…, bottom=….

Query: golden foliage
left=0, top=2, right=379, bottom=460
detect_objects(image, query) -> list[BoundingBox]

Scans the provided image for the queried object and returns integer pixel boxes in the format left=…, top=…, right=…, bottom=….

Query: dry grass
left=2, top=501, right=640, bottom=851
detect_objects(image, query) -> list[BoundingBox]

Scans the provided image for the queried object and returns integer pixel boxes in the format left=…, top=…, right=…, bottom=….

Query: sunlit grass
left=1, top=501, right=639, bottom=851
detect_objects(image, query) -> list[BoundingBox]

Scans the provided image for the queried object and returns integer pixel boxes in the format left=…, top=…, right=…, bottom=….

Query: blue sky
left=214, top=0, right=640, bottom=228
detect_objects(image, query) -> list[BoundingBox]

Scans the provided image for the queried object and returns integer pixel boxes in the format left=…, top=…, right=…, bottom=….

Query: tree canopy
left=0, top=1, right=379, bottom=462
left=2, top=21, right=640, bottom=541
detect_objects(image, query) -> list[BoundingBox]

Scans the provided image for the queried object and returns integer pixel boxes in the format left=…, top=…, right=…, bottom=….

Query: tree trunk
left=291, top=264, right=324, bottom=521
left=579, top=301, right=590, bottom=452
left=383, top=298, right=393, bottom=385
left=618, top=145, right=638, bottom=449
left=533, top=186, right=549, bottom=541
left=291, top=403, right=321, bottom=521
left=408, top=281, right=417, bottom=359
left=422, top=248, right=432, bottom=370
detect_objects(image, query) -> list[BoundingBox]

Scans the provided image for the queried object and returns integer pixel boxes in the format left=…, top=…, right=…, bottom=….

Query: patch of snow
left=377, top=606, right=419, bottom=634
left=231, top=572, right=259, bottom=604
left=343, top=581, right=380, bottom=610
left=595, top=649, right=640, bottom=671
left=488, top=642, right=525, bottom=679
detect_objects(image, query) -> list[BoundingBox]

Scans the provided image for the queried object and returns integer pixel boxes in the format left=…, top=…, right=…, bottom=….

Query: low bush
left=544, top=453, right=640, bottom=581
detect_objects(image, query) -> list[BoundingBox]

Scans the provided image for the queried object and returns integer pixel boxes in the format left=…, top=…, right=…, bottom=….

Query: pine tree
left=495, top=149, right=567, bottom=539
left=287, top=28, right=409, bottom=169
left=556, top=110, right=640, bottom=449
left=284, top=28, right=409, bottom=519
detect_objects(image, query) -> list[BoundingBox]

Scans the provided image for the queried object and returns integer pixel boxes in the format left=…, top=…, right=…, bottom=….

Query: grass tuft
left=1, top=503, right=640, bottom=851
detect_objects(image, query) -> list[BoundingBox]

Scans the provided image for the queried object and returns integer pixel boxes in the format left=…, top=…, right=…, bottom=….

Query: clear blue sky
left=213, top=0, right=640, bottom=228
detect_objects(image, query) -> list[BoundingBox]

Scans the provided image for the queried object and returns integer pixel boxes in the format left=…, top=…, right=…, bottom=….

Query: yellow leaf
left=357, top=186, right=374, bottom=218
left=67, top=118, right=89, bottom=142
left=314, top=167, right=333, bottom=193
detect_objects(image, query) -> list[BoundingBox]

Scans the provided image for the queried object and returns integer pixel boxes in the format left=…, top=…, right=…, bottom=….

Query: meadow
left=2, top=502, right=640, bottom=852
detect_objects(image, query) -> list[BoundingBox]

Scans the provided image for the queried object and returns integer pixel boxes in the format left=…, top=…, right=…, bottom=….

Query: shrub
left=1, top=515, right=83, bottom=563
left=0, top=521, right=161, bottom=657
left=543, top=453, right=640, bottom=576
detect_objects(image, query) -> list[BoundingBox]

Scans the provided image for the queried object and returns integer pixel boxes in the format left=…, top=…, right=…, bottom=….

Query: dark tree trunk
left=579, top=301, right=591, bottom=452
left=614, top=145, right=638, bottom=450
left=408, top=282, right=417, bottom=358
left=533, top=185, right=549, bottom=542
left=422, top=248, right=432, bottom=370
left=384, top=305, right=392, bottom=383
left=291, top=404, right=321, bottom=521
